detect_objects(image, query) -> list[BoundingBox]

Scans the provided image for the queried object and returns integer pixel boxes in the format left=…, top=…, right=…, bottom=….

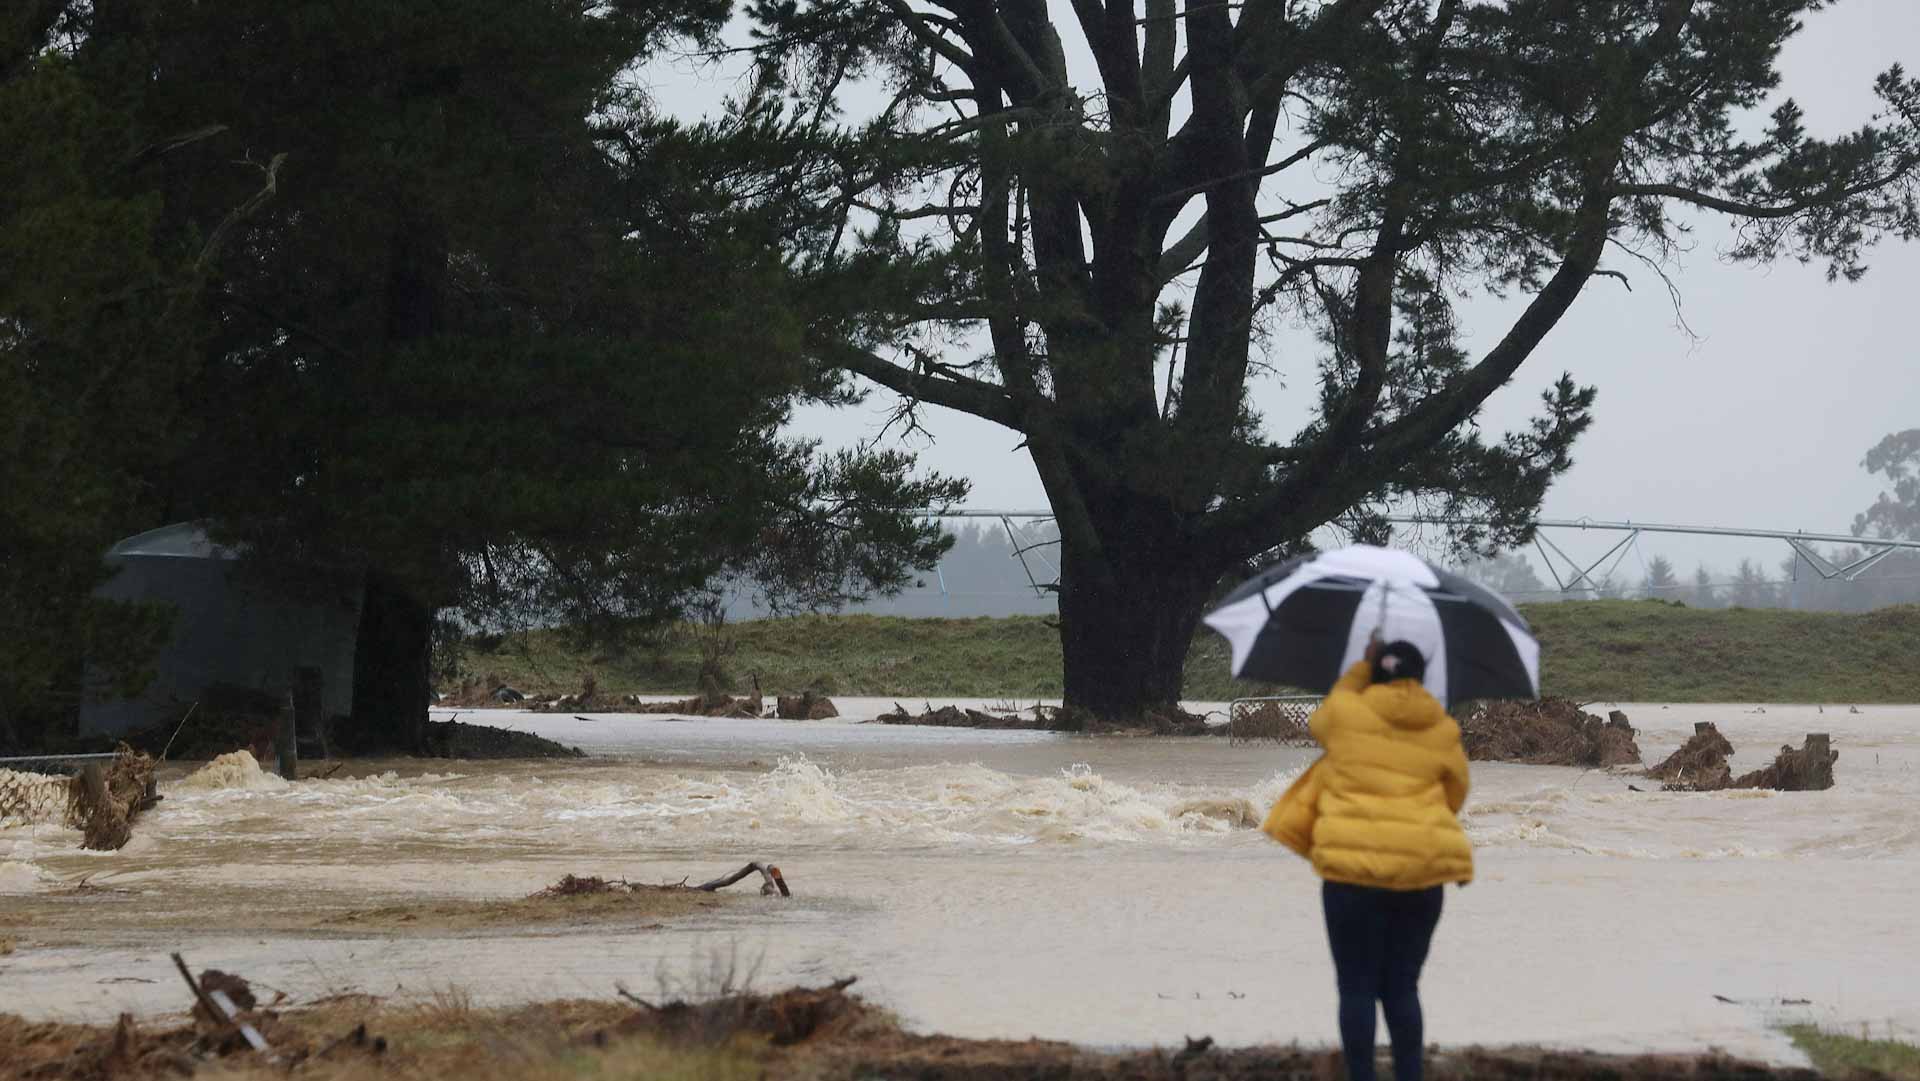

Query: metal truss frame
left=921, top=510, right=1920, bottom=599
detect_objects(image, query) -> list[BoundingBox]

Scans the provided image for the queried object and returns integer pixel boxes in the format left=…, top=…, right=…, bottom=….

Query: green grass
left=1784, top=1025, right=1920, bottom=1079
left=1525, top=601, right=1920, bottom=702
left=452, top=602, right=1920, bottom=704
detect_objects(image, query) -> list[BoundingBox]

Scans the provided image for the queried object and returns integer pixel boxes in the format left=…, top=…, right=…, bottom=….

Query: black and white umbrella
left=1202, top=545, right=1539, bottom=706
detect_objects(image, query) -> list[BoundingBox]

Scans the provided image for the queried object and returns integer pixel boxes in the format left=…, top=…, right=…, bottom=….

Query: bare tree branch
left=821, top=341, right=1020, bottom=430
left=879, top=0, right=977, bottom=74
left=1612, top=166, right=1920, bottom=220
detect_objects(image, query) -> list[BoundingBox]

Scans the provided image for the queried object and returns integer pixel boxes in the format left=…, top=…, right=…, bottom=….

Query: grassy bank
left=1786, top=1025, right=1920, bottom=1080
left=452, top=602, right=1920, bottom=705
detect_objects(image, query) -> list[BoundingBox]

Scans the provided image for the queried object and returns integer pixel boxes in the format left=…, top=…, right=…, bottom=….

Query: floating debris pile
left=1, top=744, right=157, bottom=851
left=1460, top=700, right=1642, bottom=767
left=1646, top=723, right=1737, bottom=790
left=875, top=703, right=1047, bottom=730
left=1651, top=726, right=1837, bottom=792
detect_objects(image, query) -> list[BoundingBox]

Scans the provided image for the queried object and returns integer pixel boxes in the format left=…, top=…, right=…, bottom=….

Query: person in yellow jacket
left=1262, top=637, right=1471, bottom=1081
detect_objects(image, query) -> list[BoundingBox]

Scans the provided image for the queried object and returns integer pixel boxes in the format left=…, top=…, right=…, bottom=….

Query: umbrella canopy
left=1202, top=545, right=1539, bottom=706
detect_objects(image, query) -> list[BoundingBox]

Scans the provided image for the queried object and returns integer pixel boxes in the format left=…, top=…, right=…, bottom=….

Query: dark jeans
left=1321, top=881, right=1445, bottom=1081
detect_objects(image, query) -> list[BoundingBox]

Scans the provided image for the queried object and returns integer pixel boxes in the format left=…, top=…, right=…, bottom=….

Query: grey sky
left=700, top=2, right=1920, bottom=582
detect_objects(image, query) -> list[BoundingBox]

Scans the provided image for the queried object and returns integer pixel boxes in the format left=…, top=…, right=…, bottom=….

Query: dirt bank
left=417, top=718, right=583, bottom=759
left=1, top=981, right=1823, bottom=1081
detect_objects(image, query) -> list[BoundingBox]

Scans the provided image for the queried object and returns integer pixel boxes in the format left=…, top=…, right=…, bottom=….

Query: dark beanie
left=1372, top=640, right=1428, bottom=684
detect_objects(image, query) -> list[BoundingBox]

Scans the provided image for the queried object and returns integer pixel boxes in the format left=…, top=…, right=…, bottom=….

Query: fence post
left=294, top=666, right=325, bottom=760
left=276, top=696, right=297, bottom=781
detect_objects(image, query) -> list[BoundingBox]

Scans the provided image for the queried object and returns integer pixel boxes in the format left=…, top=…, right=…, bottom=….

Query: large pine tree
left=723, top=0, right=1920, bottom=717
left=2, top=0, right=963, bottom=750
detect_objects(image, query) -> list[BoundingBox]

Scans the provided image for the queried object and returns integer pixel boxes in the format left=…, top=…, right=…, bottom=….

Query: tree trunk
left=348, top=572, right=431, bottom=753
left=1055, top=530, right=1214, bottom=721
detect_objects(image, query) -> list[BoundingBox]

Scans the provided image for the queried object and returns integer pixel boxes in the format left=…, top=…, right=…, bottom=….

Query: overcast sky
left=682, top=2, right=1920, bottom=583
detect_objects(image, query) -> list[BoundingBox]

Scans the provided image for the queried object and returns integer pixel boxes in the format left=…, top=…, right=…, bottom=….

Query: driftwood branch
left=696, top=861, right=791, bottom=897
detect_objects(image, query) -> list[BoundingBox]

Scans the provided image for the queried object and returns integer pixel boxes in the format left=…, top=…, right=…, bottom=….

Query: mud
left=0, top=983, right=1825, bottom=1081
left=316, top=877, right=734, bottom=933
left=1461, top=700, right=1642, bottom=767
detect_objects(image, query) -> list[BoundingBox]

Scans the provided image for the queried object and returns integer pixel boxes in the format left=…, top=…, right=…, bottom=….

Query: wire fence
left=1228, top=696, right=1319, bottom=745
left=0, top=768, right=72, bottom=825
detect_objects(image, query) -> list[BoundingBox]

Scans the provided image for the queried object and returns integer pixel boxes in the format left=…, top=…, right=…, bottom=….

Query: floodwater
left=3, top=700, right=1917, bottom=1064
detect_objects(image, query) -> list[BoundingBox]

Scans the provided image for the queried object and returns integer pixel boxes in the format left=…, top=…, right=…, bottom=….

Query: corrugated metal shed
left=80, top=523, right=361, bottom=737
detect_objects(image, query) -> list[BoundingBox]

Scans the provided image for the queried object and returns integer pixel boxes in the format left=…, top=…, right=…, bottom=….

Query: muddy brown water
left=3, top=700, right=1917, bottom=1066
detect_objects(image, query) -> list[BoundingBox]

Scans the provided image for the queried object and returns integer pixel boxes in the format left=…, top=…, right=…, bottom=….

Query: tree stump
left=1802, top=733, right=1835, bottom=790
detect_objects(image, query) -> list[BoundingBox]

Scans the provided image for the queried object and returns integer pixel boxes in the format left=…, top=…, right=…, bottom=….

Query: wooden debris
left=696, top=861, right=791, bottom=897
left=1730, top=734, right=1837, bottom=791
left=171, top=952, right=273, bottom=1057
left=876, top=702, right=1046, bottom=730
left=776, top=692, right=839, bottom=720
left=1647, top=723, right=1736, bottom=789
left=64, top=745, right=158, bottom=851
left=1461, top=700, right=1642, bottom=767
left=1653, top=731, right=1838, bottom=793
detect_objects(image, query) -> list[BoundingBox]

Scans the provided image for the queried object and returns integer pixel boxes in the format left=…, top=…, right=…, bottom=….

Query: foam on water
left=87, top=745, right=1918, bottom=862
left=0, top=858, right=49, bottom=892
left=172, top=750, right=290, bottom=792
left=124, top=755, right=1329, bottom=853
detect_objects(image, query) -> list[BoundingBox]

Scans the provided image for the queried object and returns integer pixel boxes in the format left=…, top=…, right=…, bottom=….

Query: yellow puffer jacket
left=1262, top=661, right=1473, bottom=890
